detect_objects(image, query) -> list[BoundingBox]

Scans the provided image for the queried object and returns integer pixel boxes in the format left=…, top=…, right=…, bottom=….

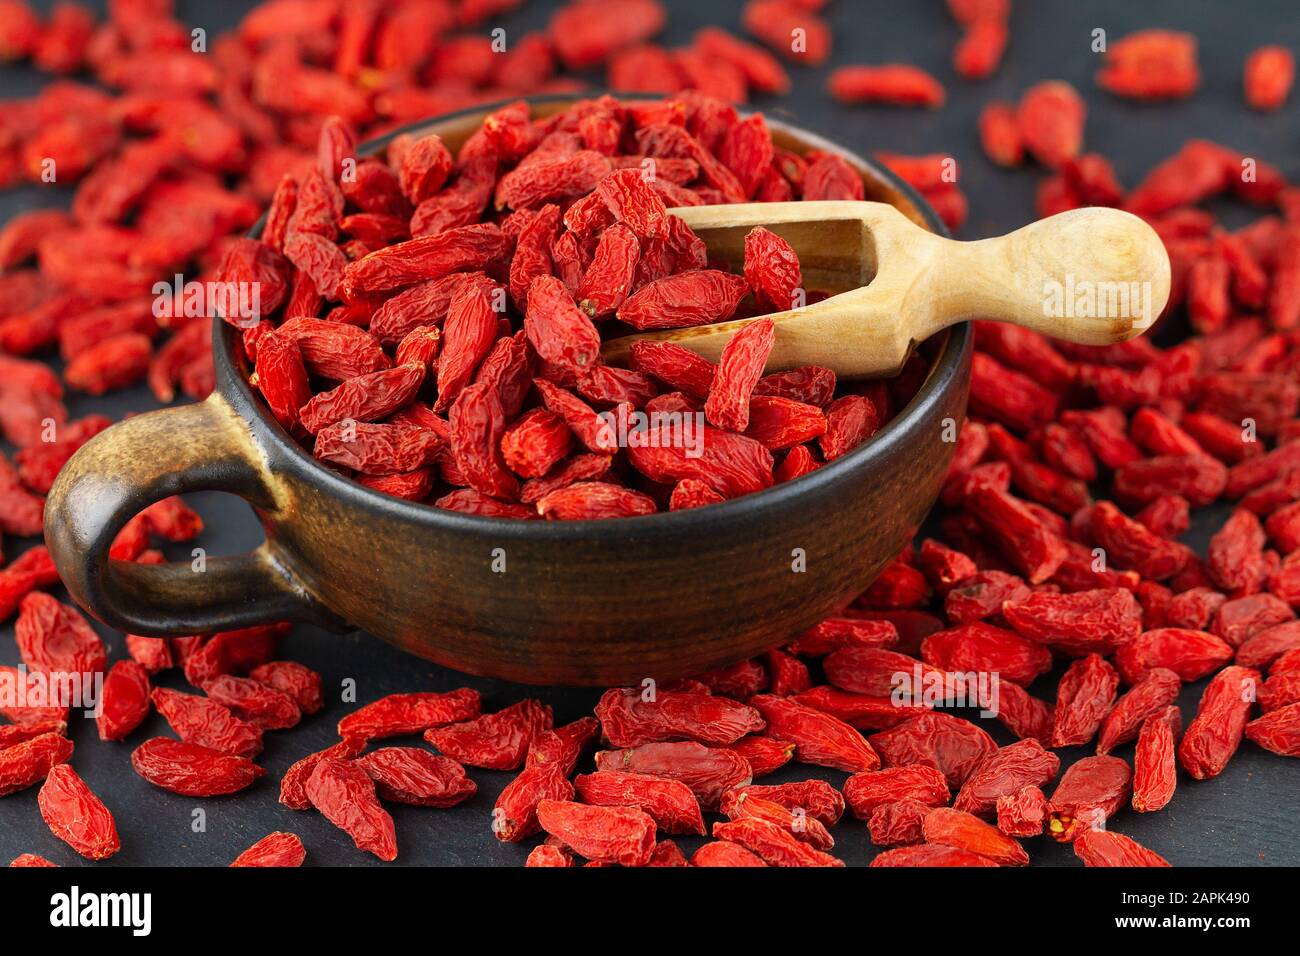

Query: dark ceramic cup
left=44, top=96, right=972, bottom=686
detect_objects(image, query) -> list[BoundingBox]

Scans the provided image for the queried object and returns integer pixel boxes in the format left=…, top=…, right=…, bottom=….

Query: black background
left=1, top=0, right=1297, bottom=867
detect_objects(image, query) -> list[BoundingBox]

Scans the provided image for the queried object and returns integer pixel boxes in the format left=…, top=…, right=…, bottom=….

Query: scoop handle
left=912, top=206, right=1171, bottom=345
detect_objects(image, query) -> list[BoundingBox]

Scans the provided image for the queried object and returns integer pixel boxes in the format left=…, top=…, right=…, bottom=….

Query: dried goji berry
left=337, top=689, right=480, bottom=743
left=354, top=748, right=476, bottom=808
left=712, top=816, right=843, bottom=867
left=1178, top=664, right=1262, bottom=780
left=306, top=757, right=397, bottom=861
left=594, top=741, right=751, bottom=809
left=705, top=317, right=775, bottom=433
left=536, top=799, right=656, bottom=866
left=828, top=65, right=946, bottom=108
left=1097, top=30, right=1200, bottom=101
left=924, top=806, right=1028, bottom=866
left=15, top=592, right=106, bottom=676
left=870, top=843, right=997, bottom=867
left=996, top=785, right=1046, bottom=838
left=575, top=771, right=705, bottom=836
left=842, top=765, right=949, bottom=820
left=0, top=732, right=73, bottom=797
left=1245, top=701, right=1300, bottom=756
left=96, top=660, right=151, bottom=742
left=424, top=699, right=552, bottom=770
left=691, top=840, right=767, bottom=867
left=37, top=764, right=119, bottom=861
left=1074, top=828, right=1170, bottom=867
left=1132, top=705, right=1181, bottom=813
left=151, top=687, right=263, bottom=758
left=1051, top=654, right=1120, bottom=748
left=230, top=832, right=306, bottom=868
left=953, top=738, right=1061, bottom=818
left=1045, top=754, right=1132, bottom=842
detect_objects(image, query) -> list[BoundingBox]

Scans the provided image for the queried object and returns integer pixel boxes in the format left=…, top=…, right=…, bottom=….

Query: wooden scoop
left=601, top=201, right=1171, bottom=377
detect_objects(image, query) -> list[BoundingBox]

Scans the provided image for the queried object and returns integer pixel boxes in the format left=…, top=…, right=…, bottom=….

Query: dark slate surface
left=1, top=0, right=1297, bottom=867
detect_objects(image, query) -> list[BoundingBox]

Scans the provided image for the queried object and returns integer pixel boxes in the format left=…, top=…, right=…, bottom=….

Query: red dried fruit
left=943, top=571, right=1031, bottom=624
left=843, top=765, right=950, bottom=820
left=37, top=764, right=119, bottom=861
left=0, top=550, right=60, bottom=623
left=828, top=65, right=946, bottom=108
left=720, top=788, right=835, bottom=849
left=1045, top=755, right=1132, bottom=842
left=0, top=732, right=73, bottom=797
left=306, top=757, right=397, bottom=861
left=1213, top=595, right=1293, bottom=649
left=525, top=844, right=573, bottom=867
left=954, top=17, right=1008, bottom=80
left=691, top=840, right=767, bottom=867
left=575, top=771, right=705, bottom=835
left=341, top=224, right=509, bottom=298
left=996, top=785, right=1046, bottom=838
left=1179, top=665, right=1262, bottom=780
left=576, top=224, right=640, bottom=318
left=1089, top=501, right=1191, bottom=581
left=1245, top=702, right=1300, bottom=756
left=1003, top=588, right=1141, bottom=656
left=1051, top=654, right=1120, bottom=748
left=537, top=480, right=658, bottom=519
left=1074, top=828, right=1171, bottom=867
left=618, top=269, right=749, bottom=330
left=131, top=737, right=264, bottom=797
left=1114, top=628, right=1234, bottom=685
left=595, top=687, right=764, bottom=747
left=202, top=674, right=301, bottom=731
left=964, top=485, right=1066, bottom=583
left=96, top=660, right=151, bottom=742
left=526, top=274, right=601, bottom=371
left=863, top=798, right=928, bottom=846
left=355, top=748, right=476, bottom=808
left=1245, top=46, right=1295, bottom=111
left=248, top=661, right=323, bottom=715
left=551, top=0, right=666, bottom=69
left=1097, top=668, right=1182, bottom=754
left=953, top=739, right=1061, bottom=818
left=1017, top=81, right=1085, bottom=168
left=151, top=688, right=263, bottom=758
left=594, top=741, right=751, bottom=809
left=1132, top=706, right=1181, bottom=812
left=871, top=712, right=997, bottom=791
left=978, top=101, right=1023, bottom=167
left=705, top=318, right=775, bottom=433
left=424, top=699, right=552, bottom=770
left=180, top=623, right=287, bottom=686
left=299, top=363, right=425, bottom=435
left=337, top=689, right=480, bottom=743
left=1098, top=30, right=1200, bottom=101
left=230, top=832, right=306, bottom=868
left=712, top=816, right=843, bottom=867
left=922, top=621, right=1053, bottom=687
left=870, top=844, right=997, bottom=867
left=740, top=0, right=830, bottom=65
left=15, top=592, right=107, bottom=676
left=536, top=799, right=656, bottom=866
left=749, top=694, right=879, bottom=772
left=924, top=807, right=1028, bottom=866
left=1237, top=621, right=1300, bottom=670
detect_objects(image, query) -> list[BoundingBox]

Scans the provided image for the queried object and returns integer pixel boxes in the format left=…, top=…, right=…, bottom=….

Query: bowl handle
left=44, top=393, right=333, bottom=636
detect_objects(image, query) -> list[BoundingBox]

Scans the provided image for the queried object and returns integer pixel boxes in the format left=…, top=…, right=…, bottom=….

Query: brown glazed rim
left=219, top=92, right=972, bottom=537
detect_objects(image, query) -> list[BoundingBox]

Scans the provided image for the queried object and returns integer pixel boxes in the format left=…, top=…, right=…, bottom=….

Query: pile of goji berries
left=2, top=0, right=1300, bottom=868
left=233, top=97, right=895, bottom=516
